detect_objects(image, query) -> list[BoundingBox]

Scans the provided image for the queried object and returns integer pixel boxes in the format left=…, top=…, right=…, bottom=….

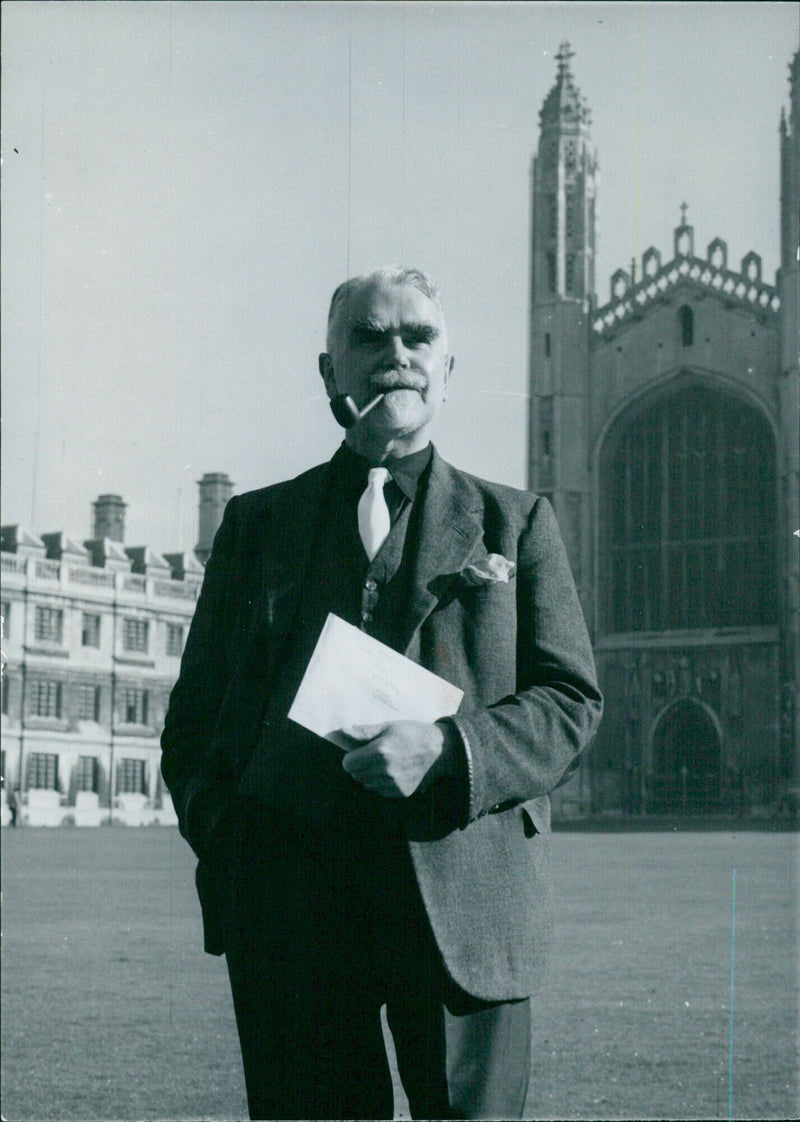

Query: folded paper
left=288, top=613, right=464, bottom=749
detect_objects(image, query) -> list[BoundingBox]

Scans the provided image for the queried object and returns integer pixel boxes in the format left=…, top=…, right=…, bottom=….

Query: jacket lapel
left=241, top=450, right=485, bottom=669
left=400, top=450, right=485, bottom=655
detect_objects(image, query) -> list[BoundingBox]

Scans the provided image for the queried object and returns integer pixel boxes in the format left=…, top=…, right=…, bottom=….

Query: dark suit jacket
left=161, top=448, right=602, bottom=1001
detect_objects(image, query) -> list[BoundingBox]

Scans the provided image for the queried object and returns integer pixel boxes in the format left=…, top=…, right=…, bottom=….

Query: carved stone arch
left=611, top=267, right=630, bottom=300
left=741, top=251, right=762, bottom=283
left=674, top=223, right=694, bottom=258
left=591, top=368, right=779, bottom=474
left=647, top=698, right=723, bottom=812
left=642, top=246, right=661, bottom=278
left=649, top=696, right=724, bottom=752
left=707, top=237, right=728, bottom=270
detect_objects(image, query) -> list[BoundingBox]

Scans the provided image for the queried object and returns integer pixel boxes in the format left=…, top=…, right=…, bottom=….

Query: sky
left=2, top=1, right=798, bottom=553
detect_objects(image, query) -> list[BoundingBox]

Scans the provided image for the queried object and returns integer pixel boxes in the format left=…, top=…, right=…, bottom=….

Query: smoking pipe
left=330, top=392, right=385, bottom=428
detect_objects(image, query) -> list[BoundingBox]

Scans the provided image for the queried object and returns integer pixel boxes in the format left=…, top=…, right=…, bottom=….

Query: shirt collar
left=335, top=442, right=432, bottom=502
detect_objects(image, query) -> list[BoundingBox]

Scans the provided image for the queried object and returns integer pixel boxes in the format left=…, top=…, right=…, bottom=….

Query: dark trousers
left=225, top=798, right=531, bottom=1120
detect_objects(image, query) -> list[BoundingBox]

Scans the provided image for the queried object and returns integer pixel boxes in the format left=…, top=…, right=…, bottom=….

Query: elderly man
left=161, top=266, right=602, bottom=1120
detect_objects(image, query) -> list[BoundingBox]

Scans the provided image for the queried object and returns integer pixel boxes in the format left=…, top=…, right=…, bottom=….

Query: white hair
left=325, top=266, right=445, bottom=353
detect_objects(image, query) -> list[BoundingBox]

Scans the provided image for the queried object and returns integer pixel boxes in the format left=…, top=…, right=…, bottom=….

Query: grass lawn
left=1, top=826, right=797, bottom=1121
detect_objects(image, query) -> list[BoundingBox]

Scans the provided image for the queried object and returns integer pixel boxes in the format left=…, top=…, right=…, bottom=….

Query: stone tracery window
left=602, top=385, right=776, bottom=634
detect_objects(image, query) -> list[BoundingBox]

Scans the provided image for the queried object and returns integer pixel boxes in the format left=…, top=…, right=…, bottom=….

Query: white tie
left=358, top=467, right=392, bottom=561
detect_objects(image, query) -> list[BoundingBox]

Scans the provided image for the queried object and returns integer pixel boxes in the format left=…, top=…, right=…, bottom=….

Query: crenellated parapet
left=592, top=216, right=781, bottom=340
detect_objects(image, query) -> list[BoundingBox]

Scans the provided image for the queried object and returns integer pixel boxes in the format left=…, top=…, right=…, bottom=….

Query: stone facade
left=529, top=47, right=799, bottom=817
left=0, top=483, right=230, bottom=826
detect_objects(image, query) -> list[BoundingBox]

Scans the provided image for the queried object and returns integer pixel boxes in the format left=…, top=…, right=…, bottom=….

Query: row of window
left=1, top=602, right=184, bottom=656
left=24, top=752, right=148, bottom=794
left=3, top=678, right=154, bottom=725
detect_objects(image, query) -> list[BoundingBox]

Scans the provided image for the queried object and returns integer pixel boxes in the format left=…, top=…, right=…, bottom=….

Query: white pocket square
left=460, top=553, right=516, bottom=586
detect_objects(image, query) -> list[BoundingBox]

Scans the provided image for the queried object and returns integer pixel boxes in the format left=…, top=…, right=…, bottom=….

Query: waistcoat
left=236, top=462, right=426, bottom=822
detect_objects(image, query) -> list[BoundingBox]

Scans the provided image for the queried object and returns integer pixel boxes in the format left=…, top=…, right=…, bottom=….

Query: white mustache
left=373, top=370, right=425, bottom=392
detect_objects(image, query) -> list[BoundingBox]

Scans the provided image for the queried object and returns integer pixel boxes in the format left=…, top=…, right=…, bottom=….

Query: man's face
left=320, top=280, right=454, bottom=448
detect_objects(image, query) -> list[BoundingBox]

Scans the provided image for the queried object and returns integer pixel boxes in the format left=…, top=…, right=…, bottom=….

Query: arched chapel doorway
left=649, top=700, right=721, bottom=813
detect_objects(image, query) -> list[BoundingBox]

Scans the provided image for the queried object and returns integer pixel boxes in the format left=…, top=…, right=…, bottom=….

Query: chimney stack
left=196, top=473, right=233, bottom=563
left=92, top=494, right=126, bottom=542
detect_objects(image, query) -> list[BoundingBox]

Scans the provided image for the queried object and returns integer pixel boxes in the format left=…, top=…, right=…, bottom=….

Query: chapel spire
left=531, top=43, right=597, bottom=303
left=527, top=46, right=597, bottom=614
left=539, top=41, right=591, bottom=132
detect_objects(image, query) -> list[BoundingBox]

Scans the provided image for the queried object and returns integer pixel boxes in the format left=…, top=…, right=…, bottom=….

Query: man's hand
left=341, top=720, right=454, bottom=798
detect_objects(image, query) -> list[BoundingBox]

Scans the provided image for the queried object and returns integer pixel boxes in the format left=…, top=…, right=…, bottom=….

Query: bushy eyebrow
left=347, top=317, right=440, bottom=340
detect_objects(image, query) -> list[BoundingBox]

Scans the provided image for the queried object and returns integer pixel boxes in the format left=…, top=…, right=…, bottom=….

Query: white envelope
left=287, top=613, right=464, bottom=749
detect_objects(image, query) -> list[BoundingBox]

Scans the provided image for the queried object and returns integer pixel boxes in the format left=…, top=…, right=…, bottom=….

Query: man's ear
left=318, top=353, right=337, bottom=400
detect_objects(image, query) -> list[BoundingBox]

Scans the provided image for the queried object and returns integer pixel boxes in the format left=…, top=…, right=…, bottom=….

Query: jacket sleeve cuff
left=433, top=716, right=473, bottom=829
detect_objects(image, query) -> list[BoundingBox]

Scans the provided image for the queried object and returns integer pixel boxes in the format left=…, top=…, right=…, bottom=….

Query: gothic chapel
left=529, top=46, right=799, bottom=817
